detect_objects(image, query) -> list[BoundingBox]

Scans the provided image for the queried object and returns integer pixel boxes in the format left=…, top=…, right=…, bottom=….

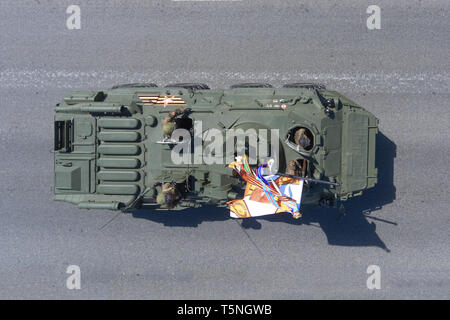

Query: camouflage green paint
left=53, top=84, right=378, bottom=212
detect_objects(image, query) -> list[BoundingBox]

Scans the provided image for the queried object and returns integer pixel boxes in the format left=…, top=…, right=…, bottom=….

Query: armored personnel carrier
left=53, top=82, right=378, bottom=216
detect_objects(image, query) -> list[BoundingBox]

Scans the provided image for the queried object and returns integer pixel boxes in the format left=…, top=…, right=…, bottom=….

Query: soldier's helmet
left=294, top=128, right=311, bottom=149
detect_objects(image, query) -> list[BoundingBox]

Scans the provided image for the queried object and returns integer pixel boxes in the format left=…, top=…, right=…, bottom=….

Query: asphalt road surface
left=0, top=0, right=449, bottom=299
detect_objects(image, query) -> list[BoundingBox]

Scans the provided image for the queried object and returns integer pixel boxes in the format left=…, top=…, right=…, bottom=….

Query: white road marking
left=0, top=69, right=448, bottom=94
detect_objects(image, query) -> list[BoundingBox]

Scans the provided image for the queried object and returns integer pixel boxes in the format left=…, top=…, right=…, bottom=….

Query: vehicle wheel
left=283, top=82, right=326, bottom=89
left=230, top=83, right=273, bottom=89
left=165, top=83, right=210, bottom=90
left=111, top=83, right=158, bottom=89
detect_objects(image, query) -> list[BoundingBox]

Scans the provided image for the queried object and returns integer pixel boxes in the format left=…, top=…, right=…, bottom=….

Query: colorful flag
left=227, top=156, right=304, bottom=219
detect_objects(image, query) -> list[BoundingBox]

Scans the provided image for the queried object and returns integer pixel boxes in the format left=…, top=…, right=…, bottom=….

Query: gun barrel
left=277, top=173, right=340, bottom=186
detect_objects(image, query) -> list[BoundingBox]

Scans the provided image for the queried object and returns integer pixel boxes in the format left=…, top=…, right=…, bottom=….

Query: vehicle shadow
left=129, top=132, right=396, bottom=251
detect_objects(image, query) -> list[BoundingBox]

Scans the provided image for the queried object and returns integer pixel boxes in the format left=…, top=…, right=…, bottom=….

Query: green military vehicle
left=54, top=82, right=378, bottom=215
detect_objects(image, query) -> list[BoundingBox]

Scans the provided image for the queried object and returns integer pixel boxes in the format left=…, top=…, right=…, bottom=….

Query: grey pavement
left=0, top=0, right=448, bottom=299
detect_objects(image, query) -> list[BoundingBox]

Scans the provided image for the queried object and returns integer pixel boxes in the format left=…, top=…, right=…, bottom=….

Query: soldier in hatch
left=156, top=182, right=181, bottom=209
left=293, top=128, right=311, bottom=150
left=161, top=108, right=192, bottom=140
left=285, top=160, right=304, bottom=220
left=286, top=160, right=301, bottom=176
